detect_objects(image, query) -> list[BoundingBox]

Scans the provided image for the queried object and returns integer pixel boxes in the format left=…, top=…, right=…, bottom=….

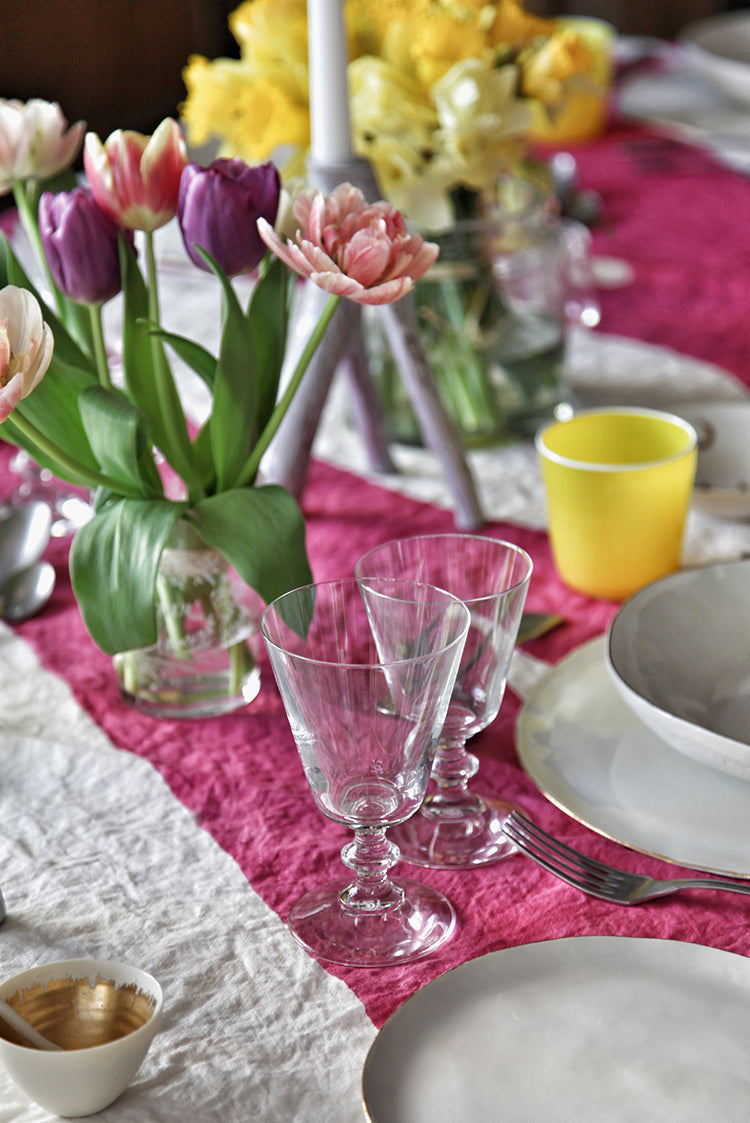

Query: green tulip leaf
left=191, top=421, right=217, bottom=494
left=119, top=238, right=160, bottom=418
left=145, top=326, right=217, bottom=389
left=247, top=254, right=292, bottom=435
left=192, top=248, right=259, bottom=494
left=189, top=485, right=312, bottom=607
left=120, top=237, right=198, bottom=494
left=78, top=385, right=163, bottom=496
left=5, top=354, right=104, bottom=485
left=70, top=496, right=188, bottom=655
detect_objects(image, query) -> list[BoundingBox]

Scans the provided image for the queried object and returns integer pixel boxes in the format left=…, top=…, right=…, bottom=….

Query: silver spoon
left=0, top=996, right=62, bottom=1051
left=0, top=562, right=56, bottom=622
left=0, top=503, right=53, bottom=586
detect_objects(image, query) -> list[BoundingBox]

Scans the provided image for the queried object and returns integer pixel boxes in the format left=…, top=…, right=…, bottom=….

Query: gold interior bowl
left=0, top=958, right=163, bottom=1117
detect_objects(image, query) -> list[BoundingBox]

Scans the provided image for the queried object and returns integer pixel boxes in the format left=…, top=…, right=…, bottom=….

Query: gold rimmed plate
left=515, top=637, right=750, bottom=877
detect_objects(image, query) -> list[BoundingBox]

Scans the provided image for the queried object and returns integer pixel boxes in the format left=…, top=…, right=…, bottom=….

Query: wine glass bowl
left=260, top=577, right=470, bottom=967
left=356, top=534, right=533, bottom=868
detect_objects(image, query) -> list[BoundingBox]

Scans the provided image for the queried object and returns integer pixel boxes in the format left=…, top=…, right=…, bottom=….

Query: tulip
left=0, top=98, right=85, bottom=195
left=257, top=183, right=439, bottom=305
left=83, top=117, right=187, bottom=232
left=177, top=158, right=280, bottom=275
left=0, top=286, right=53, bottom=421
left=39, top=187, right=131, bottom=305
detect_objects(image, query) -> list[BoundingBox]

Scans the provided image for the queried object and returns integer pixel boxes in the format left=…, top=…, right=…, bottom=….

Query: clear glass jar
left=366, top=183, right=595, bottom=446
left=113, top=521, right=261, bottom=719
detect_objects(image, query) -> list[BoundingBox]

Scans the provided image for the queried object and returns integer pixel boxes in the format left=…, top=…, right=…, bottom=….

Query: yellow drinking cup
left=536, top=408, right=698, bottom=601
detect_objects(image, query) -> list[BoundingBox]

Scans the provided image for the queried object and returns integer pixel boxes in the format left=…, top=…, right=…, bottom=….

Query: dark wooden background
left=0, top=1, right=738, bottom=141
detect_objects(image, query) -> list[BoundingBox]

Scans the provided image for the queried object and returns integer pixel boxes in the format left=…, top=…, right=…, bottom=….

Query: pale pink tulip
left=257, top=183, right=439, bottom=305
left=84, top=117, right=187, bottom=232
left=0, top=286, right=54, bottom=421
left=0, top=99, right=85, bottom=195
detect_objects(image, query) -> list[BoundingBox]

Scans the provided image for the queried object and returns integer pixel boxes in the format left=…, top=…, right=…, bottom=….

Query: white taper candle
left=307, top=0, right=354, bottom=164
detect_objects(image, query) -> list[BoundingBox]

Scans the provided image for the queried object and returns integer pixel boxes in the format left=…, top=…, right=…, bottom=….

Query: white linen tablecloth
left=0, top=624, right=376, bottom=1121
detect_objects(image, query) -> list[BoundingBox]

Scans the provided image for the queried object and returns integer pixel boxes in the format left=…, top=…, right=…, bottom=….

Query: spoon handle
left=0, top=997, right=63, bottom=1051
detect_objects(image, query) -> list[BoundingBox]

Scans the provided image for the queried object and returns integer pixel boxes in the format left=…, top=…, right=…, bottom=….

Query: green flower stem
left=88, top=303, right=112, bottom=389
left=154, top=570, right=191, bottom=659
left=12, top=179, right=94, bottom=359
left=229, top=639, right=254, bottom=695
left=9, top=409, right=141, bottom=497
left=145, top=230, right=204, bottom=502
left=12, top=180, right=60, bottom=306
left=440, top=276, right=501, bottom=426
left=238, top=291, right=340, bottom=486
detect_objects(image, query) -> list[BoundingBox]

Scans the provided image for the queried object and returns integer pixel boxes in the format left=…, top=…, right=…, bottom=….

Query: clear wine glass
left=356, top=534, right=532, bottom=868
left=260, top=577, right=469, bottom=967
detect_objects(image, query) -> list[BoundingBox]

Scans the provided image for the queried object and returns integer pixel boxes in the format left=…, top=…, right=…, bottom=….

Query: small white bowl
left=677, top=400, right=750, bottom=520
left=0, top=958, right=163, bottom=1117
left=606, top=560, right=750, bottom=781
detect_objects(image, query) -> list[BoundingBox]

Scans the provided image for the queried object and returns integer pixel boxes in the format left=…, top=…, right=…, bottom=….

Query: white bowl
left=0, top=958, right=163, bottom=1117
left=676, top=399, right=750, bottom=519
left=680, top=11, right=750, bottom=105
left=606, top=560, right=750, bottom=781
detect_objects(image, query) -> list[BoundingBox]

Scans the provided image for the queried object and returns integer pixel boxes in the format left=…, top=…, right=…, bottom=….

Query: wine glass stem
left=339, top=826, right=404, bottom=912
left=426, top=737, right=483, bottom=814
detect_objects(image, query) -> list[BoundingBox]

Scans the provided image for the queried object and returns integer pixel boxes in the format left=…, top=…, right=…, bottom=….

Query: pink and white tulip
left=257, top=183, right=439, bottom=306
left=83, top=117, right=187, bottom=232
left=0, top=98, right=85, bottom=195
left=0, top=286, right=54, bottom=421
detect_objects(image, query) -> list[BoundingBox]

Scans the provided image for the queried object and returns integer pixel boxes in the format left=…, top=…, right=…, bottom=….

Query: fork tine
left=503, top=828, right=593, bottom=892
left=506, top=812, right=624, bottom=880
left=504, top=831, right=616, bottom=900
left=504, top=812, right=625, bottom=895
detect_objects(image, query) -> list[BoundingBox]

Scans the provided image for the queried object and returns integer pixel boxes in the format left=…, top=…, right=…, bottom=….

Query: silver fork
left=503, top=811, right=750, bottom=904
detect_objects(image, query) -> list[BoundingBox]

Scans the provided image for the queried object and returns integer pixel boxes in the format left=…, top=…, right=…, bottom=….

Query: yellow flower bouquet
left=181, top=0, right=607, bottom=445
left=181, top=0, right=602, bottom=230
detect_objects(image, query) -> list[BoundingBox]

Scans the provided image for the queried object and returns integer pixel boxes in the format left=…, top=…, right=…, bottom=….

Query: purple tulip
left=39, top=187, right=132, bottom=305
left=177, top=158, right=281, bottom=276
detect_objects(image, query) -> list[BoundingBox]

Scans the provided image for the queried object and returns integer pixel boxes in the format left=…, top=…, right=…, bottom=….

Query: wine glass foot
left=390, top=795, right=523, bottom=869
left=288, top=878, right=456, bottom=967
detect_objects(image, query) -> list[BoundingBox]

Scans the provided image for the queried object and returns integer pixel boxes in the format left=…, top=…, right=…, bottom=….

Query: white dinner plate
left=515, top=638, right=750, bottom=876
left=565, top=329, right=747, bottom=410
left=362, top=936, right=750, bottom=1122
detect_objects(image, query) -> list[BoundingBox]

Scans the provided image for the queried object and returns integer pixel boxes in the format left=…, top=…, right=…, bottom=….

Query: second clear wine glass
left=260, top=577, right=469, bottom=967
left=356, top=534, right=532, bottom=868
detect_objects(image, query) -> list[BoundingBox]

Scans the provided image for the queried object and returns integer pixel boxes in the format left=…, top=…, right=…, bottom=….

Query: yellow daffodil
left=488, top=0, right=554, bottom=47
left=180, top=0, right=604, bottom=225
left=433, top=59, right=531, bottom=194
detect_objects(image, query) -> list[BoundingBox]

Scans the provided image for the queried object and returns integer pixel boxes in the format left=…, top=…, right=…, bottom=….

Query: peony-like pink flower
left=83, top=117, right=187, bottom=232
left=0, top=286, right=54, bottom=421
left=257, top=183, right=439, bottom=306
left=0, top=98, right=85, bottom=195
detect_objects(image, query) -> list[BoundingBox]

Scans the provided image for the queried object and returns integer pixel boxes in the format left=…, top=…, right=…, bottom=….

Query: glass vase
left=366, top=193, right=592, bottom=447
left=113, top=521, right=261, bottom=719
